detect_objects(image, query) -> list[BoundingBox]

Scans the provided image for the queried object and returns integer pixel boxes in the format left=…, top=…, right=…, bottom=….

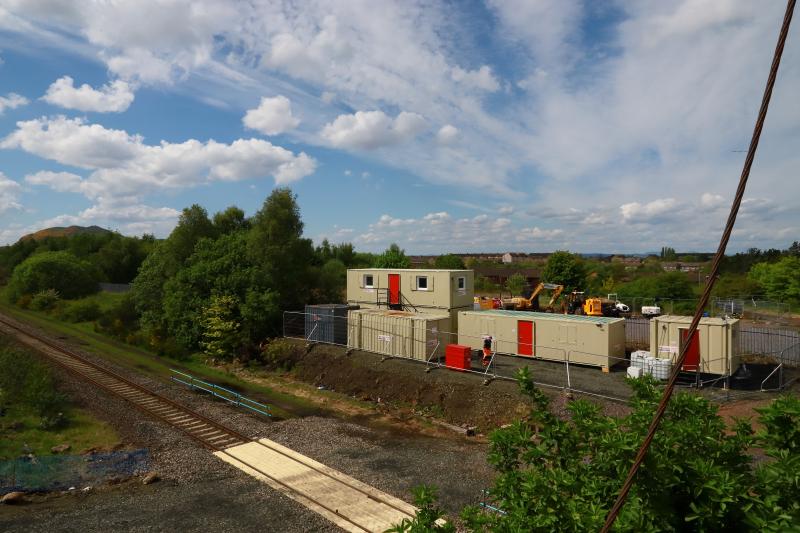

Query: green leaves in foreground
left=396, top=368, right=800, bottom=532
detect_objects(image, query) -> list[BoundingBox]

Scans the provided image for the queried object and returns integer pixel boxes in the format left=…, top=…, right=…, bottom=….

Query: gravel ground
left=0, top=315, right=495, bottom=531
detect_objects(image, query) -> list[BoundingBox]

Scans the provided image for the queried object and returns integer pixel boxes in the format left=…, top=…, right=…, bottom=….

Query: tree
left=541, top=251, right=587, bottom=292
left=749, top=256, right=800, bottom=303
left=213, top=206, right=249, bottom=234
left=505, top=273, right=526, bottom=296
left=374, top=243, right=411, bottom=268
left=660, top=246, right=677, bottom=260
left=247, top=188, right=315, bottom=329
left=8, top=251, right=99, bottom=301
left=434, top=254, right=465, bottom=269
left=199, top=294, right=241, bottom=361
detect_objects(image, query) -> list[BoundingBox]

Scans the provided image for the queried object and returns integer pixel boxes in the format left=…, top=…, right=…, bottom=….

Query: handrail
left=170, top=369, right=272, bottom=417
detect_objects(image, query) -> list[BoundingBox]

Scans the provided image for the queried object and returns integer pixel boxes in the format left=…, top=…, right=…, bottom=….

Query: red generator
left=445, top=344, right=471, bottom=371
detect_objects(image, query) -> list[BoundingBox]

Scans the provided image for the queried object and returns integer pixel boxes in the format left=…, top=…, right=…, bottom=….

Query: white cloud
left=321, top=110, right=426, bottom=150
left=354, top=210, right=562, bottom=251
left=243, top=95, right=300, bottom=136
left=0, top=93, right=28, bottom=114
left=3, top=1, right=800, bottom=251
left=450, top=65, right=500, bottom=92
left=700, top=192, right=726, bottom=208
left=2, top=116, right=317, bottom=201
left=0, top=172, right=22, bottom=214
left=24, top=170, right=85, bottom=193
left=343, top=169, right=352, bottom=176
left=42, top=76, right=135, bottom=112
left=620, top=198, right=679, bottom=222
left=436, top=124, right=459, bottom=145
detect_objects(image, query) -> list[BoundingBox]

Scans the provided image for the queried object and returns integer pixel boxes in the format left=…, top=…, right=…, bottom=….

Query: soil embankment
left=273, top=339, right=631, bottom=432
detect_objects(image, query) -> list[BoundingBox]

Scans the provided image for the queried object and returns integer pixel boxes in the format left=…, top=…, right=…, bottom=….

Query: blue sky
left=0, top=1, right=798, bottom=253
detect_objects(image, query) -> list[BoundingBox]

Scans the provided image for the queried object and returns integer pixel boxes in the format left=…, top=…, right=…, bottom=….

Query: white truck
left=641, top=305, right=662, bottom=318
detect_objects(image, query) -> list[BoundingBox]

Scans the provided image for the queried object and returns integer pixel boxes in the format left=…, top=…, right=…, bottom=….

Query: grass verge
left=0, top=292, right=318, bottom=420
left=1, top=403, right=119, bottom=460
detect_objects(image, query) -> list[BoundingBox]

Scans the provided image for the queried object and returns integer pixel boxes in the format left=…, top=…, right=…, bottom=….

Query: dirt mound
left=276, top=340, right=548, bottom=431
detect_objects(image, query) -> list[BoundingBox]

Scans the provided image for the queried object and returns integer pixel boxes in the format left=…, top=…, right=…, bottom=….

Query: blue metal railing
left=169, top=369, right=272, bottom=417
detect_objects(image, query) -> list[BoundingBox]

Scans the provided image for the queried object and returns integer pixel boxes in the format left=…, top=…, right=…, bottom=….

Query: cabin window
left=457, top=276, right=466, bottom=290
left=416, top=276, right=429, bottom=290
left=364, top=274, right=374, bottom=288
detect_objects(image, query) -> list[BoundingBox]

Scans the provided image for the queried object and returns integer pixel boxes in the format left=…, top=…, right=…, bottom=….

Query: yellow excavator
left=567, top=292, right=630, bottom=317
left=502, top=282, right=564, bottom=311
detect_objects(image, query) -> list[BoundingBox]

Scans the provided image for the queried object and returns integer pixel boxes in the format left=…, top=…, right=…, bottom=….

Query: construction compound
left=347, top=308, right=450, bottom=361
left=649, top=315, right=741, bottom=375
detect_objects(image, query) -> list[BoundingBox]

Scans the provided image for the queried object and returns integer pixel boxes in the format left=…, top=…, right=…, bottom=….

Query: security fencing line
left=283, top=311, right=800, bottom=402
left=283, top=311, right=795, bottom=402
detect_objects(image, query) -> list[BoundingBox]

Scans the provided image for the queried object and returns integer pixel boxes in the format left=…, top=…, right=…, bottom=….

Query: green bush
left=95, top=293, right=140, bottom=339
left=30, top=289, right=60, bottom=311
left=395, top=369, right=800, bottom=531
left=0, top=342, right=67, bottom=428
left=259, top=338, right=301, bottom=370
left=59, top=300, right=102, bottom=323
left=8, top=251, right=99, bottom=302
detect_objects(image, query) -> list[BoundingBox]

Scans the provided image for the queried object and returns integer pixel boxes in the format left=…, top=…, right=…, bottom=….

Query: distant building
left=662, top=262, right=703, bottom=272
left=502, top=252, right=513, bottom=264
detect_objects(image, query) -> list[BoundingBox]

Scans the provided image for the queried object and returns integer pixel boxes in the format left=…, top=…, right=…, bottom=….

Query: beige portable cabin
left=347, top=309, right=450, bottom=361
left=457, top=310, right=626, bottom=369
left=346, top=268, right=473, bottom=332
left=649, top=315, right=740, bottom=375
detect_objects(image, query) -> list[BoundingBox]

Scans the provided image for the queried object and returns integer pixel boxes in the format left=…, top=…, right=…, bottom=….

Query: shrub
left=0, top=344, right=68, bottom=428
left=259, top=338, right=302, bottom=370
left=16, top=294, right=32, bottom=309
left=60, top=300, right=102, bottom=323
left=8, top=250, right=99, bottom=302
left=30, top=289, right=60, bottom=311
left=95, top=294, right=140, bottom=339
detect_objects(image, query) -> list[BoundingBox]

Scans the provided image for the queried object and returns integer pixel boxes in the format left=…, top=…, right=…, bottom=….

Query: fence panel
left=739, top=326, right=800, bottom=365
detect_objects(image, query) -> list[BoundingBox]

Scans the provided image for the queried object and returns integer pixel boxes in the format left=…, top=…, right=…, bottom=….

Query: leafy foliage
left=434, top=254, right=466, bottom=269
left=504, top=273, right=526, bottom=296
left=199, top=294, right=242, bottom=361
left=660, top=246, right=677, bottom=260
left=59, top=299, right=102, bottom=323
left=386, top=485, right=455, bottom=533
left=541, top=251, right=587, bottom=292
left=374, top=243, right=411, bottom=268
left=29, top=289, right=60, bottom=311
left=131, top=189, right=336, bottom=357
left=451, top=370, right=800, bottom=531
left=0, top=342, right=66, bottom=428
left=749, top=256, right=800, bottom=304
left=8, top=251, right=99, bottom=301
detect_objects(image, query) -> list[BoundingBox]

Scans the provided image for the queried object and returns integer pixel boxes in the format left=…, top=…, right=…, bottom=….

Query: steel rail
left=0, top=314, right=416, bottom=531
left=0, top=315, right=249, bottom=450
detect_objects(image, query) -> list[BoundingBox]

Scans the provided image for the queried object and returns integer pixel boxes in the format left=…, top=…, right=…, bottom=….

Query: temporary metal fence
left=284, top=310, right=798, bottom=397
left=170, top=369, right=272, bottom=417
left=0, top=449, right=149, bottom=494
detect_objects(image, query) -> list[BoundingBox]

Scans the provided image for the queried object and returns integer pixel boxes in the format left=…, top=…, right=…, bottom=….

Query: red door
left=680, top=328, right=700, bottom=371
left=388, top=274, right=400, bottom=305
left=517, top=320, right=534, bottom=357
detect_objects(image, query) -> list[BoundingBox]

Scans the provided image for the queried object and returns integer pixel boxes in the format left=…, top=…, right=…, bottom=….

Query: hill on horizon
left=19, top=225, right=112, bottom=242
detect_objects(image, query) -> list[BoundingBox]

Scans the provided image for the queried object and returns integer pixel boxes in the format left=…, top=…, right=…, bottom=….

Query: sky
left=0, top=1, right=797, bottom=254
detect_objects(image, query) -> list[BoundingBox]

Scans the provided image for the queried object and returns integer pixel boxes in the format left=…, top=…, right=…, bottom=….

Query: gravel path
left=0, top=315, right=495, bottom=531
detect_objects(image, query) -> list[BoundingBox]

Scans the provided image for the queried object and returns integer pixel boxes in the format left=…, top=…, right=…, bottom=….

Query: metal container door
left=389, top=274, right=400, bottom=306
left=680, top=328, right=700, bottom=371
left=517, top=320, right=534, bottom=357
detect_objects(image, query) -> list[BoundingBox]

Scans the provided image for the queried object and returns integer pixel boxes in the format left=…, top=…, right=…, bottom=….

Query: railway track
left=0, top=314, right=417, bottom=532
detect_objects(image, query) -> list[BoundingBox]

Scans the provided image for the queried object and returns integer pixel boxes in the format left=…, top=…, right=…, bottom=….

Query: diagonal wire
left=600, top=1, right=796, bottom=530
